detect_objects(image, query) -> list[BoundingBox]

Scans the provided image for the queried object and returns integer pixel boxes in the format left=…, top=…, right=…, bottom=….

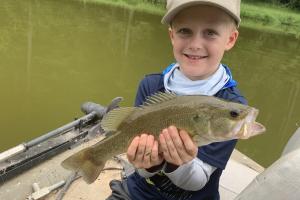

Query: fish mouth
left=233, top=108, right=266, bottom=139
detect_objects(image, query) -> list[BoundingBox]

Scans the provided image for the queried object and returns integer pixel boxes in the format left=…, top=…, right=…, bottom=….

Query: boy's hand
left=127, top=134, right=164, bottom=169
left=159, top=126, right=198, bottom=166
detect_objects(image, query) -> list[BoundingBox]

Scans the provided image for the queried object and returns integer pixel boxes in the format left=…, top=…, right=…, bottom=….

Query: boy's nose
left=188, top=35, right=204, bottom=51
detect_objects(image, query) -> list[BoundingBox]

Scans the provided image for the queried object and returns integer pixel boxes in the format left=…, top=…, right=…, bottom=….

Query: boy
left=107, top=0, right=246, bottom=199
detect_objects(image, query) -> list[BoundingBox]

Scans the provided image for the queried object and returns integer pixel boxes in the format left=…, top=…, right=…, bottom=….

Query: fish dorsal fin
left=101, top=107, right=136, bottom=132
left=143, top=92, right=177, bottom=106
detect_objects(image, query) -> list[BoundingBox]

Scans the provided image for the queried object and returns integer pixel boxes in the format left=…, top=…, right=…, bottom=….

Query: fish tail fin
left=101, top=107, right=136, bottom=132
left=61, top=147, right=104, bottom=184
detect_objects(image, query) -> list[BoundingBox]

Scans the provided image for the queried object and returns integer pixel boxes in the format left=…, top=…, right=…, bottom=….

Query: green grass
left=77, top=0, right=165, bottom=15
left=241, top=2, right=300, bottom=37
left=77, top=0, right=300, bottom=38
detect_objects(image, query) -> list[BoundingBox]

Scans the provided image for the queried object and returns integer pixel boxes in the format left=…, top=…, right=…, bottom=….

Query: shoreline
left=76, top=0, right=300, bottom=38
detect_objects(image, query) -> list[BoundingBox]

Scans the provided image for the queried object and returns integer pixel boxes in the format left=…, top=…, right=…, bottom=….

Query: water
left=0, top=0, right=299, bottom=167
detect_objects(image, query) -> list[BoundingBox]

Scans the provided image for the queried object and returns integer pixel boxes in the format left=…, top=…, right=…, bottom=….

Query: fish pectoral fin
left=61, top=148, right=105, bottom=184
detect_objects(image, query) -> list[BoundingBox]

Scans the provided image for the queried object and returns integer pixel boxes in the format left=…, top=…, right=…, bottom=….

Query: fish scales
left=119, top=106, right=198, bottom=137
left=61, top=92, right=265, bottom=184
left=121, top=95, right=219, bottom=137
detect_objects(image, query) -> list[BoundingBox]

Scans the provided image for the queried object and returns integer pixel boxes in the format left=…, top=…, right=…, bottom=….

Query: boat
left=0, top=99, right=299, bottom=200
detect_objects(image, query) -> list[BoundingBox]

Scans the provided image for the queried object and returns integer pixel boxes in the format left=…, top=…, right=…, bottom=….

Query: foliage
left=143, top=0, right=165, bottom=5
left=144, top=0, right=300, bottom=10
left=81, top=0, right=300, bottom=37
left=243, top=0, right=300, bottom=10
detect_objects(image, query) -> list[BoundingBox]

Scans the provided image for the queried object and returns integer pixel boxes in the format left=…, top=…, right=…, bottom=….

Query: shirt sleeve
left=136, top=162, right=166, bottom=178
left=135, top=77, right=149, bottom=107
left=163, top=158, right=216, bottom=191
left=137, top=168, right=160, bottom=178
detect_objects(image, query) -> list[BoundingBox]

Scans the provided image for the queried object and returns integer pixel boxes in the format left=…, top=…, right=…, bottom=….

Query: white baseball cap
left=161, top=0, right=241, bottom=26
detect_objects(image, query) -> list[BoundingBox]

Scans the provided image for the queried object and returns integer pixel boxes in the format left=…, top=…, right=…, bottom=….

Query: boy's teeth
left=187, top=55, right=202, bottom=59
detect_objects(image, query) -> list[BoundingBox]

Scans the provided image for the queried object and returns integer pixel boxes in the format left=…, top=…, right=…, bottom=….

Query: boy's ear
left=168, top=27, right=175, bottom=45
left=225, top=30, right=239, bottom=51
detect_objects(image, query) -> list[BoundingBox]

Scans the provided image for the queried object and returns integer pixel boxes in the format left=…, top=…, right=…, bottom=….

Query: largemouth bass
left=62, top=92, right=265, bottom=183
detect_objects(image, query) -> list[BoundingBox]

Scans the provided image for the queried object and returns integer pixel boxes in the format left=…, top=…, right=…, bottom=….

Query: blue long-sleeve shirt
left=127, top=67, right=247, bottom=200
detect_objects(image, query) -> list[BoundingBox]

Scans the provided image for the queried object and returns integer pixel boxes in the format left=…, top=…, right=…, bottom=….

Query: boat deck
left=48, top=145, right=264, bottom=200
left=0, top=135, right=264, bottom=200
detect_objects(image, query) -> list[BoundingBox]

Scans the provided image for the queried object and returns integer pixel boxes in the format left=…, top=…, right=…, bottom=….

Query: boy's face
left=169, top=5, right=239, bottom=80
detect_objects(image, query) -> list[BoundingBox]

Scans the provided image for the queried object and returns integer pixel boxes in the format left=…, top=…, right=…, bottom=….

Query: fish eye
left=230, top=110, right=240, bottom=118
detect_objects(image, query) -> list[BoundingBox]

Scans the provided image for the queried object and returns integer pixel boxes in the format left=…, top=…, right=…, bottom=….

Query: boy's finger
left=145, top=135, right=154, bottom=157
left=136, top=134, right=147, bottom=161
left=180, top=130, right=198, bottom=157
left=127, top=136, right=140, bottom=162
left=151, top=140, right=163, bottom=165
left=163, top=129, right=182, bottom=164
left=168, top=126, right=185, bottom=154
left=143, top=135, right=154, bottom=167
left=159, top=132, right=171, bottom=162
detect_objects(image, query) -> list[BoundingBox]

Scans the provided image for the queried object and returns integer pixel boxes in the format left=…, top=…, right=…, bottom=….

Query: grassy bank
left=241, top=2, right=300, bottom=37
left=78, top=0, right=300, bottom=38
left=78, top=0, right=165, bottom=15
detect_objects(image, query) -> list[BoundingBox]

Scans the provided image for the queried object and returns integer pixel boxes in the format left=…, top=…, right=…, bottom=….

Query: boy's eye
left=177, top=28, right=192, bottom=36
left=205, top=29, right=218, bottom=37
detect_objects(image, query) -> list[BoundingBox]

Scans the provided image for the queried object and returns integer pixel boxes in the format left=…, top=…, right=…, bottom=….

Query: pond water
left=0, top=0, right=299, bottom=167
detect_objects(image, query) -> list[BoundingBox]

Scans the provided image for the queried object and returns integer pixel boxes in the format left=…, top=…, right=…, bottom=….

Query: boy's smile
left=169, top=5, right=239, bottom=80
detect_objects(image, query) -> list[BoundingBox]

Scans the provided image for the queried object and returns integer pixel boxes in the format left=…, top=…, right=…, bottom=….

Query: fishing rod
left=0, top=97, right=122, bottom=163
